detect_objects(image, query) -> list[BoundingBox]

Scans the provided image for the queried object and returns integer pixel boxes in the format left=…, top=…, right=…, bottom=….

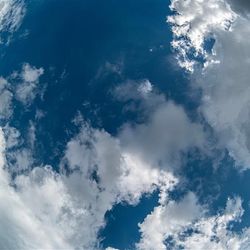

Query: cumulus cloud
left=0, top=79, right=207, bottom=248
left=62, top=121, right=178, bottom=206
left=0, top=63, right=44, bottom=123
left=169, top=0, right=250, bottom=169
left=0, top=120, right=179, bottom=249
left=0, top=128, right=74, bottom=249
left=137, top=193, right=248, bottom=250
left=168, top=0, right=236, bottom=71
left=119, top=101, right=204, bottom=170
left=198, top=17, right=250, bottom=169
left=15, top=63, right=44, bottom=105
left=114, top=80, right=206, bottom=170
left=56, top=84, right=206, bottom=247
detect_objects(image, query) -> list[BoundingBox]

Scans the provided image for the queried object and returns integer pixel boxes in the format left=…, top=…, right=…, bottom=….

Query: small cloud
left=0, top=77, right=13, bottom=120
left=15, top=63, right=44, bottom=106
left=0, top=0, right=26, bottom=44
left=137, top=79, right=153, bottom=96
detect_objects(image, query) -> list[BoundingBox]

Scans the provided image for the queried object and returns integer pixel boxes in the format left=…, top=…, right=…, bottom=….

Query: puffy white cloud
left=0, top=125, right=112, bottom=249
left=0, top=129, right=73, bottom=249
left=0, top=131, right=172, bottom=249
left=113, top=80, right=166, bottom=116
left=114, top=80, right=205, bottom=170
left=119, top=101, right=205, bottom=170
left=168, top=0, right=236, bottom=71
left=137, top=193, right=248, bottom=250
left=3, top=125, right=20, bottom=148
left=56, top=92, right=204, bottom=246
left=0, top=0, right=25, bottom=43
left=0, top=84, right=204, bottom=248
left=0, top=63, right=44, bottom=123
left=0, top=113, right=181, bottom=249
left=62, top=121, right=178, bottom=206
left=198, top=17, right=250, bottom=168
left=137, top=192, right=203, bottom=250
left=169, top=0, right=250, bottom=169
left=15, top=63, right=44, bottom=105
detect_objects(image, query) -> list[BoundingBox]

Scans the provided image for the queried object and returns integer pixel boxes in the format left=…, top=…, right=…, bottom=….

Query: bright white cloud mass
left=1, top=0, right=250, bottom=249
left=0, top=0, right=25, bottom=43
left=169, top=0, right=250, bottom=169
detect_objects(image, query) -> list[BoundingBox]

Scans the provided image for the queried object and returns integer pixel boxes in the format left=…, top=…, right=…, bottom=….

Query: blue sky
left=0, top=0, right=250, bottom=249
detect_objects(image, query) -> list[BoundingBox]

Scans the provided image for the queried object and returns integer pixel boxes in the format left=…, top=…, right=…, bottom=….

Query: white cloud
left=11, top=148, right=33, bottom=172
left=56, top=93, right=204, bottom=246
left=169, top=0, right=250, bottom=169
left=137, top=193, right=247, bottom=250
left=3, top=125, right=20, bottom=148
left=0, top=85, right=203, bottom=248
left=0, top=125, right=108, bottom=249
left=114, top=80, right=205, bottom=170
left=113, top=79, right=166, bottom=116
left=0, top=0, right=25, bottom=43
left=114, top=79, right=157, bottom=101
left=0, top=128, right=73, bottom=249
left=119, top=101, right=205, bottom=170
left=0, top=116, right=179, bottom=249
left=15, top=63, right=44, bottom=105
left=198, top=17, right=250, bottom=169
left=0, top=63, right=44, bottom=122
left=0, top=77, right=13, bottom=119
left=137, top=79, right=153, bottom=96
left=168, top=0, right=236, bottom=71
left=62, top=121, right=178, bottom=206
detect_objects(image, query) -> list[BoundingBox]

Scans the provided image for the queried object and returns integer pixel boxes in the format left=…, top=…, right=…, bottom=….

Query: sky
left=1, top=0, right=250, bottom=249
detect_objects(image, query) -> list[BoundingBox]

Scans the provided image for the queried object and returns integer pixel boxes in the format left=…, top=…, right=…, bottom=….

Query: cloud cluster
left=169, top=0, right=250, bottom=169
left=15, top=63, right=44, bottom=105
left=168, top=0, right=236, bottom=71
left=0, top=0, right=25, bottom=43
left=0, top=120, right=178, bottom=249
left=137, top=193, right=248, bottom=250
left=0, top=74, right=207, bottom=248
left=0, top=64, right=44, bottom=174
left=0, top=63, right=44, bottom=120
